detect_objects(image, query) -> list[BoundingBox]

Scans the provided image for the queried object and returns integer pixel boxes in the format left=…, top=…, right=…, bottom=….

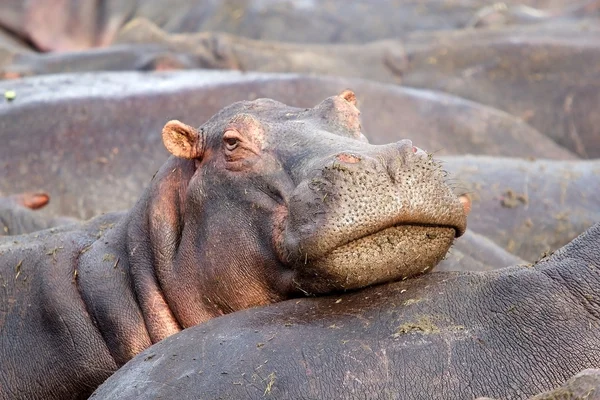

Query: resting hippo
left=0, top=71, right=573, bottom=219
left=91, top=223, right=600, bottom=399
left=0, top=192, right=77, bottom=235
left=0, top=92, right=468, bottom=399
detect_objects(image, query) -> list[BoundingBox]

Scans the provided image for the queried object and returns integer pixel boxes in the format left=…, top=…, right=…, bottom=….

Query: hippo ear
left=339, top=89, right=357, bottom=107
left=12, top=192, right=50, bottom=210
left=162, top=120, right=204, bottom=159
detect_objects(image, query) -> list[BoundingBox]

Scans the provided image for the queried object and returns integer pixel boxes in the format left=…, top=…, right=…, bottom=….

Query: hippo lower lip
left=303, top=224, right=456, bottom=292
left=320, top=216, right=465, bottom=256
left=329, top=222, right=462, bottom=252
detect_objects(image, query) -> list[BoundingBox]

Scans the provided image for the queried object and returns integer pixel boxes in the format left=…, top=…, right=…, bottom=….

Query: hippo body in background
left=0, top=93, right=468, bottom=399
left=0, top=0, right=596, bottom=52
left=436, top=229, right=526, bottom=272
left=0, top=71, right=575, bottom=219
left=442, top=156, right=600, bottom=261
left=0, top=192, right=77, bottom=235
left=6, top=19, right=597, bottom=157
left=91, top=224, right=600, bottom=400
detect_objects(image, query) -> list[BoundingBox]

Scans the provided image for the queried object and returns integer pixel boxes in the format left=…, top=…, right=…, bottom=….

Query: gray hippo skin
left=0, top=192, right=77, bottom=235
left=436, top=229, right=526, bottom=272
left=442, top=156, right=600, bottom=261
left=0, top=92, right=468, bottom=399
left=91, top=223, right=600, bottom=400
left=478, top=369, right=600, bottom=400
left=16, top=19, right=588, bottom=158
left=0, top=71, right=573, bottom=219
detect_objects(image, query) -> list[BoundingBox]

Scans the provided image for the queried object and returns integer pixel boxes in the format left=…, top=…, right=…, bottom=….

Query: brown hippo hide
left=0, top=0, right=597, bottom=51
left=0, top=92, right=468, bottom=399
left=442, top=155, right=600, bottom=261
left=90, top=224, right=600, bottom=400
left=4, top=18, right=597, bottom=156
left=0, top=71, right=573, bottom=219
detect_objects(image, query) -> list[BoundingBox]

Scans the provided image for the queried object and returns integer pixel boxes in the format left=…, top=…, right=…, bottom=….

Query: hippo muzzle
left=277, top=138, right=467, bottom=293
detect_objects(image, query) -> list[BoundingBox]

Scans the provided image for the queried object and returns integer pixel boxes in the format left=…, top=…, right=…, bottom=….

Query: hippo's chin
left=298, top=225, right=455, bottom=293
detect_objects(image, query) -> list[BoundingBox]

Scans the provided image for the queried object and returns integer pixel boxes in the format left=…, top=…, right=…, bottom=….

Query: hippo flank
left=0, top=91, right=468, bottom=399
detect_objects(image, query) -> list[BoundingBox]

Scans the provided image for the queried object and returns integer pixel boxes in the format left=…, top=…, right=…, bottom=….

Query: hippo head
left=153, top=91, right=468, bottom=327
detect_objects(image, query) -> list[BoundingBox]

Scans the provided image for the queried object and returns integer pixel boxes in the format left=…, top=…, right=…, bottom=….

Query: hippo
left=0, top=71, right=573, bottom=219
left=91, top=223, right=600, bottom=400
left=442, top=156, right=600, bottom=261
left=0, top=0, right=592, bottom=52
left=5, top=17, right=597, bottom=157
left=0, top=192, right=78, bottom=236
left=0, top=92, right=468, bottom=399
left=1, top=72, right=593, bottom=264
left=111, top=19, right=600, bottom=158
left=465, top=0, right=600, bottom=28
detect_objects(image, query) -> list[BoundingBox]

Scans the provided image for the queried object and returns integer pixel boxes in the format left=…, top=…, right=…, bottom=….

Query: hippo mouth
left=294, top=223, right=459, bottom=294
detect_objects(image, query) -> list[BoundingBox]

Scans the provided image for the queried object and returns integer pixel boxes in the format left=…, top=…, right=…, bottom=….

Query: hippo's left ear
left=162, top=120, right=204, bottom=159
left=339, top=89, right=357, bottom=106
left=12, top=192, right=50, bottom=210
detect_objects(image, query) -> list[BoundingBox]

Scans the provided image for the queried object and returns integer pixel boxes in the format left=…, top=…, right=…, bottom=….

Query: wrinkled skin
left=0, top=0, right=596, bottom=51
left=477, top=369, right=600, bottom=399
left=4, top=19, right=597, bottom=157
left=91, top=224, right=600, bottom=400
left=0, top=71, right=574, bottom=219
left=442, top=155, right=600, bottom=261
left=529, top=369, right=600, bottom=400
left=0, top=93, right=467, bottom=399
left=0, top=192, right=77, bottom=235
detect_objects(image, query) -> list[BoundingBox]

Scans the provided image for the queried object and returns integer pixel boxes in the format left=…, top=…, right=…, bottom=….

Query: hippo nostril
left=336, top=153, right=361, bottom=164
left=412, top=146, right=428, bottom=157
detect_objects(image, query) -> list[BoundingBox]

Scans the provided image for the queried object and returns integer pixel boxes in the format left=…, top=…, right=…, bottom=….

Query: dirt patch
left=500, top=189, right=528, bottom=208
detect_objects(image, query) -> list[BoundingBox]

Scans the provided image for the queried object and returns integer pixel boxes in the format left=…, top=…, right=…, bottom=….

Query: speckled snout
left=278, top=138, right=467, bottom=289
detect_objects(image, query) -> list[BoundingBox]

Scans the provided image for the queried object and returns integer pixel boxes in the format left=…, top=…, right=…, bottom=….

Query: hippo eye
left=223, top=131, right=240, bottom=151
left=224, top=137, right=238, bottom=150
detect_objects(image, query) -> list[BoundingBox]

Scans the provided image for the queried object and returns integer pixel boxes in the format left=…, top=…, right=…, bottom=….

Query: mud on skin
left=0, top=91, right=468, bottom=399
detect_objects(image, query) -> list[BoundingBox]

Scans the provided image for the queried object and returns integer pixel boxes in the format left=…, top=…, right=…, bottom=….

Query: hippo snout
left=277, top=141, right=468, bottom=292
